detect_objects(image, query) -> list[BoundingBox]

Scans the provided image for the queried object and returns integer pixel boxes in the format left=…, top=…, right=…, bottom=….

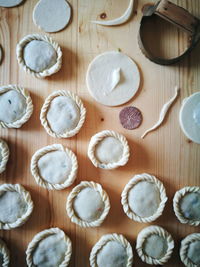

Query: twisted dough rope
left=0, top=184, right=34, bottom=230
left=180, top=233, right=200, bottom=267
left=0, top=239, right=10, bottom=267
left=31, top=144, right=78, bottom=190
left=88, top=130, right=130, bottom=169
left=173, top=186, right=200, bottom=226
left=66, top=181, right=110, bottom=228
left=16, top=33, right=62, bottom=78
left=136, top=225, right=174, bottom=265
left=0, top=85, right=33, bottom=129
left=0, top=139, right=9, bottom=174
left=121, top=173, right=168, bottom=223
left=26, top=227, right=72, bottom=267
left=40, top=90, right=86, bottom=138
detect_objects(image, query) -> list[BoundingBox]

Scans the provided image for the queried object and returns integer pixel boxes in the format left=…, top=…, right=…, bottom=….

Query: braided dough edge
left=88, top=130, right=130, bottom=169
left=66, top=181, right=110, bottom=228
left=40, top=90, right=86, bottom=138
left=0, top=139, right=9, bottom=174
left=121, top=173, right=168, bottom=223
left=0, top=85, right=33, bottom=129
left=31, top=144, right=78, bottom=190
left=173, top=186, right=200, bottom=226
left=0, top=184, right=34, bottom=230
left=16, top=34, right=62, bottom=78
left=26, top=227, right=72, bottom=267
left=89, top=233, right=133, bottom=267
left=0, top=239, right=10, bottom=267
left=136, top=225, right=174, bottom=265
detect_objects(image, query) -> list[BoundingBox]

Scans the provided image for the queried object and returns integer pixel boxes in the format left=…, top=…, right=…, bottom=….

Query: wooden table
left=0, top=0, right=199, bottom=266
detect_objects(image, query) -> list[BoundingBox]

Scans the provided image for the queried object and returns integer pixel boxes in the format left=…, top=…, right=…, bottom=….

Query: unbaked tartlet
left=0, top=85, right=33, bottom=128
left=26, top=228, right=72, bottom=267
left=31, top=144, right=78, bottom=190
left=40, top=90, right=86, bottom=138
left=0, top=238, right=10, bottom=267
left=136, top=225, right=174, bottom=265
left=121, top=173, right=167, bottom=223
left=88, top=130, right=130, bottom=169
left=16, top=34, right=62, bottom=78
left=66, top=181, right=110, bottom=228
left=0, top=139, right=9, bottom=174
left=173, top=186, right=200, bottom=226
left=90, top=233, right=133, bottom=267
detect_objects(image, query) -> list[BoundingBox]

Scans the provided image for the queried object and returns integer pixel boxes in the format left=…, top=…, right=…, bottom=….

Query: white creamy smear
left=38, top=150, right=72, bottom=184
left=180, top=192, right=200, bottom=220
left=0, top=191, right=27, bottom=223
left=33, top=233, right=67, bottom=267
left=97, top=241, right=127, bottom=267
left=0, top=90, right=27, bottom=124
left=23, top=40, right=57, bottom=73
left=128, top=181, right=161, bottom=218
left=103, top=68, right=121, bottom=96
left=73, top=187, right=104, bottom=222
left=95, top=137, right=123, bottom=164
left=0, top=0, right=24, bottom=7
left=144, top=234, right=168, bottom=259
left=47, top=96, right=80, bottom=134
left=187, top=240, right=200, bottom=265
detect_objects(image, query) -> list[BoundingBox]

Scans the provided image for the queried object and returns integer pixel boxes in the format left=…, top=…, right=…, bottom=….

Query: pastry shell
left=0, top=139, right=9, bottom=174
left=0, top=238, right=10, bottom=267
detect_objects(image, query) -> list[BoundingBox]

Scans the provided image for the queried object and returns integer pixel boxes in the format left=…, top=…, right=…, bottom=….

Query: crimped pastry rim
left=0, top=239, right=10, bottom=267
left=0, top=139, right=9, bottom=174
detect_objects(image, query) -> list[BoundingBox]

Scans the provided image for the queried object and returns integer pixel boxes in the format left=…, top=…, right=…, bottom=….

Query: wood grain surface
left=0, top=0, right=200, bottom=266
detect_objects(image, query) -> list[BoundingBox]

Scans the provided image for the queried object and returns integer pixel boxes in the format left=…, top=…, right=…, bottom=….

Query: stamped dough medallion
left=66, top=181, right=110, bottom=228
left=88, top=130, right=130, bottom=169
left=0, top=139, right=9, bottom=174
left=173, top=186, right=200, bottom=226
left=0, top=85, right=33, bottom=129
left=0, top=0, right=24, bottom=7
left=26, top=228, right=72, bottom=267
left=31, top=144, right=78, bottom=190
left=40, top=90, right=86, bottom=138
left=90, top=233, right=133, bottom=267
left=0, top=239, right=10, bottom=267
left=180, top=233, right=200, bottom=267
left=121, top=173, right=168, bottom=223
left=0, top=184, right=34, bottom=230
left=86, top=51, right=140, bottom=106
left=16, top=34, right=62, bottom=78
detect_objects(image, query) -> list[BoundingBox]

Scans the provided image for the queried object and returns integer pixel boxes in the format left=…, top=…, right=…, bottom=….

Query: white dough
left=47, top=96, right=80, bottom=134
left=23, top=40, right=57, bottom=73
left=33, top=233, right=67, bottom=267
left=33, top=0, right=71, bottom=33
left=0, top=0, right=24, bottom=7
left=86, top=51, right=140, bottom=106
left=38, top=151, right=72, bottom=184
left=73, top=187, right=104, bottom=222
left=95, top=136, right=123, bottom=164
left=179, top=92, right=200, bottom=144
left=187, top=240, right=200, bottom=265
left=0, top=90, right=26, bottom=124
left=180, top=192, right=200, bottom=220
left=97, top=241, right=127, bottom=267
left=0, top=191, right=27, bottom=223
left=128, top=181, right=161, bottom=218
left=144, top=234, right=168, bottom=259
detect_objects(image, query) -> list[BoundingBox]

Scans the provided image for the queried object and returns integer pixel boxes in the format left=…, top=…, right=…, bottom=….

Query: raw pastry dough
left=90, top=233, right=133, bottom=267
left=40, top=90, right=86, bottom=138
left=26, top=228, right=72, bottom=267
left=0, top=85, right=33, bottom=128
left=179, top=92, right=200, bottom=144
left=86, top=51, right=140, bottom=106
left=173, top=186, right=200, bottom=226
left=121, top=173, right=167, bottom=223
left=33, top=0, right=71, bottom=33
left=0, top=184, right=34, bottom=230
left=136, top=225, right=174, bottom=265
left=88, top=130, right=130, bottom=169
left=0, top=239, right=10, bottom=267
left=66, top=181, right=110, bottom=228
left=16, top=34, right=62, bottom=78
left=180, top=233, right=200, bottom=267
left=31, top=144, right=78, bottom=190
left=0, top=0, right=24, bottom=7
left=0, top=139, right=9, bottom=174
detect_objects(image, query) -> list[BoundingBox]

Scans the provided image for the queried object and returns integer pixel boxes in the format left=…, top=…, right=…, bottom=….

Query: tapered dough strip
left=91, top=0, right=134, bottom=26
left=141, top=86, right=180, bottom=139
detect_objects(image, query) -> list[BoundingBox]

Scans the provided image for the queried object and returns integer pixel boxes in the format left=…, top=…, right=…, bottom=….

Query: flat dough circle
left=179, top=92, right=200, bottom=144
left=0, top=0, right=24, bottom=7
left=33, top=0, right=71, bottom=33
left=86, top=51, right=140, bottom=106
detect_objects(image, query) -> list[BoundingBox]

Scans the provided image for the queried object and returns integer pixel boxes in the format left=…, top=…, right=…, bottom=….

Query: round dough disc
left=179, top=92, right=200, bottom=144
left=33, top=0, right=71, bottom=33
left=0, top=0, right=24, bottom=7
left=86, top=51, right=140, bottom=106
